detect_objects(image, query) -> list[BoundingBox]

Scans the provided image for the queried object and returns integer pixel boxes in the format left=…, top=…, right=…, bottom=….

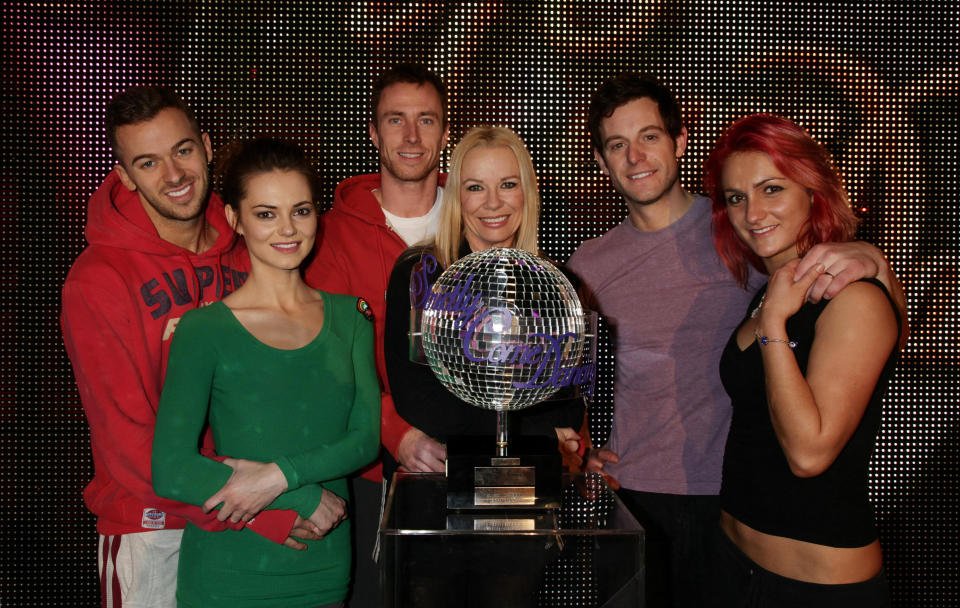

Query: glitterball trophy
left=412, top=248, right=596, bottom=510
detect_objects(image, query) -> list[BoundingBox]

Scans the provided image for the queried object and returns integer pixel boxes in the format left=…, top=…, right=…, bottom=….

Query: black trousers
left=616, top=488, right=719, bottom=608
left=345, top=475, right=384, bottom=608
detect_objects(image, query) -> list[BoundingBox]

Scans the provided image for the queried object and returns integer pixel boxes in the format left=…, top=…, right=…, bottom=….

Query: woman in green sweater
left=152, top=138, right=380, bottom=607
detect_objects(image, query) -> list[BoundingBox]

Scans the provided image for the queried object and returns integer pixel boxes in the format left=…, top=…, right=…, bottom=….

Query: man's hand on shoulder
left=796, top=240, right=907, bottom=347
left=795, top=241, right=881, bottom=302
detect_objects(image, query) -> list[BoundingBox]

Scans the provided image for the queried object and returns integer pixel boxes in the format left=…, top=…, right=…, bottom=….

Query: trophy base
left=446, top=435, right=561, bottom=510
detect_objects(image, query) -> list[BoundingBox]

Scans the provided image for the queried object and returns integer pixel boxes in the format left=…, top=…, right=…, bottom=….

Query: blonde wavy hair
left=434, top=126, right=540, bottom=266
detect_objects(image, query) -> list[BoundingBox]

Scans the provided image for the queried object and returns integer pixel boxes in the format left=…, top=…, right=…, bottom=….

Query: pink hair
left=704, top=114, right=859, bottom=286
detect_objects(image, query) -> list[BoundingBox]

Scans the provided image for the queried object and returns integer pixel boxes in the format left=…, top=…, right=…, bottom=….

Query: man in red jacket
left=61, top=86, right=330, bottom=608
left=304, top=63, right=449, bottom=607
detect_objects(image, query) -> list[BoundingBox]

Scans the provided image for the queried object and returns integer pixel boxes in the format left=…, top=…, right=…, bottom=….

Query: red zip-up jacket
left=305, top=173, right=445, bottom=482
left=61, top=170, right=296, bottom=541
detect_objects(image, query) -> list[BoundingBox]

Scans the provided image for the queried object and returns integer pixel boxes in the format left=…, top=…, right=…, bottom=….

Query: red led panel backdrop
left=4, top=1, right=957, bottom=605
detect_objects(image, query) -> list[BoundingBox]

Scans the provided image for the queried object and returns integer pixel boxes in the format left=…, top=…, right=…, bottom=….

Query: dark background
left=4, top=1, right=957, bottom=605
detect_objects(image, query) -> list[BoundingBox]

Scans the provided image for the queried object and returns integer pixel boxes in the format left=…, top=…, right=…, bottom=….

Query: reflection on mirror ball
left=421, top=248, right=586, bottom=411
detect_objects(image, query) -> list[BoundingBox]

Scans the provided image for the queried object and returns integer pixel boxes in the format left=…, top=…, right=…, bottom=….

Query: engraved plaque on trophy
left=410, top=248, right=596, bottom=510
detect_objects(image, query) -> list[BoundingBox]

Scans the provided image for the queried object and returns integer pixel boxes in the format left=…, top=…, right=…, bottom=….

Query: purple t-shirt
left=568, top=196, right=761, bottom=495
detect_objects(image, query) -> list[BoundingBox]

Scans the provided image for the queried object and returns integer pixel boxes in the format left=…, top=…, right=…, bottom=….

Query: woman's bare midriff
left=720, top=510, right=883, bottom=584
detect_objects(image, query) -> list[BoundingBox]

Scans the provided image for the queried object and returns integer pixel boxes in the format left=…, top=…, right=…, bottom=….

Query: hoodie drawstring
left=179, top=250, right=204, bottom=308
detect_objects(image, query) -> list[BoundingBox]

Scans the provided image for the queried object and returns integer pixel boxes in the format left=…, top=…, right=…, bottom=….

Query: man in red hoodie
left=61, top=86, right=328, bottom=608
left=304, top=64, right=449, bottom=607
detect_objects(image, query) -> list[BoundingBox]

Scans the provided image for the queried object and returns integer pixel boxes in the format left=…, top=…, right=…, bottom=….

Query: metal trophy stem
left=496, top=410, right=509, bottom=457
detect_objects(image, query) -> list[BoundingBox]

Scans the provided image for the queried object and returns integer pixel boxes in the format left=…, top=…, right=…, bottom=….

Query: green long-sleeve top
left=152, top=291, right=380, bottom=608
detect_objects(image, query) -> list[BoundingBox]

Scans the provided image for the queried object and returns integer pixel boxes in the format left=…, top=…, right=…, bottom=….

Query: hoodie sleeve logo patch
left=357, top=297, right=374, bottom=323
left=141, top=508, right=167, bottom=529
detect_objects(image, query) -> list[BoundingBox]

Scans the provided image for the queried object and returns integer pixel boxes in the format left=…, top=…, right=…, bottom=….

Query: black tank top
left=719, top=278, right=900, bottom=548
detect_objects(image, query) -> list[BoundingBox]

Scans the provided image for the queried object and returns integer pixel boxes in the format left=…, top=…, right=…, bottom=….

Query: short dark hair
left=219, top=138, right=320, bottom=212
left=370, top=63, right=448, bottom=128
left=588, top=72, right=683, bottom=154
left=105, top=86, right=200, bottom=160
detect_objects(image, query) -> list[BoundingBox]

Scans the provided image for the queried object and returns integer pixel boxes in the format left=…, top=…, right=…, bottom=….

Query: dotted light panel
left=4, top=1, right=957, bottom=606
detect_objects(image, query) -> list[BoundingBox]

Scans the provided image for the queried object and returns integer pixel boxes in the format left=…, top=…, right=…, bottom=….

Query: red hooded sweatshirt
left=61, top=171, right=295, bottom=541
left=305, top=173, right=445, bottom=482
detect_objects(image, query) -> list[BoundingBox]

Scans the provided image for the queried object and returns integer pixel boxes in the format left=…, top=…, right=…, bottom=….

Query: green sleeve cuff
left=274, top=456, right=299, bottom=491
left=269, top=484, right=325, bottom=519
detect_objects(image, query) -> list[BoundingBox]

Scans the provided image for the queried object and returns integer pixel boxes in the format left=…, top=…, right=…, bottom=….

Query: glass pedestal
left=380, top=471, right=644, bottom=607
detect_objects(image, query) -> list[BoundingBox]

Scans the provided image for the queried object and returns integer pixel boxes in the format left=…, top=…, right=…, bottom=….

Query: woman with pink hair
left=704, top=114, right=901, bottom=606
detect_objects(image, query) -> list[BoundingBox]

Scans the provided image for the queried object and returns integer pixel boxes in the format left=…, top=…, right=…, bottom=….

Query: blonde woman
left=382, top=126, right=583, bottom=480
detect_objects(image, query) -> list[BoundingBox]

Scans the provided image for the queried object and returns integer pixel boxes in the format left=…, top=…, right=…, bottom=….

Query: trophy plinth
left=446, top=435, right=561, bottom=510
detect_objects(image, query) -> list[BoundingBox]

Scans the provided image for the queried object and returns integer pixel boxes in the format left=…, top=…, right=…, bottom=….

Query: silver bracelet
left=754, top=329, right=797, bottom=350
